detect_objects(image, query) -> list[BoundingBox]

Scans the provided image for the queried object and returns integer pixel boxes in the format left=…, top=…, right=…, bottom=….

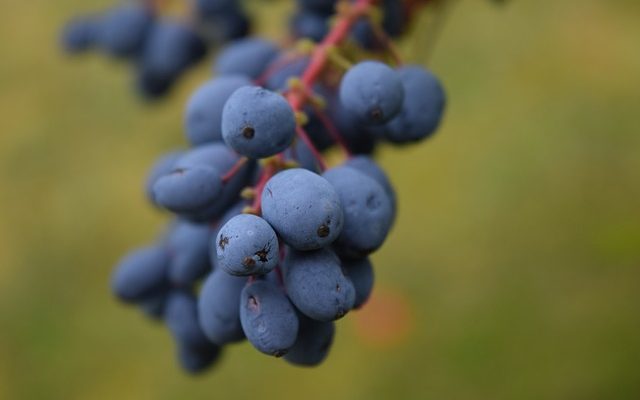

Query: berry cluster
left=61, top=0, right=250, bottom=98
left=63, top=0, right=445, bottom=374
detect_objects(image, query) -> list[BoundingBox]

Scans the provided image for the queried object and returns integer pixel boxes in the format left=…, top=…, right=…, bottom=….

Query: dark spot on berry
left=242, top=256, right=256, bottom=268
left=242, top=126, right=255, bottom=139
left=218, top=236, right=229, bottom=250
left=172, top=168, right=185, bottom=175
left=248, top=295, right=259, bottom=311
left=272, top=349, right=287, bottom=358
left=255, top=248, right=269, bottom=263
left=366, top=193, right=379, bottom=209
left=370, top=107, right=383, bottom=122
left=267, top=188, right=273, bottom=197
left=335, top=307, right=346, bottom=319
left=317, top=224, right=330, bottom=238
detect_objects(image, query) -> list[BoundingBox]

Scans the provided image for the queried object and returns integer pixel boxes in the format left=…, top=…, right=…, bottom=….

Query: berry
left=136, top=20, right=207, bottom=98
left=214, top=38, right=279, bottom=79
left=261, top=168, right=343, bottom=250
left=339, top=60, right=404, bottom=124
left=284, top=248, right=355, bottom=321
left=290, top=11, right=328, bottom=42
left=165, top=290, right=222, bottom=374
left=323, top=166, right=394, bottom=257
left=153, top=166, right=223, bottom=213
left=167, top=220, right=213, bottom=287
left=240, top=280, right=299, bottom=356
left=343, top=257, right=374, bottom=309
left=145, top=150, right=185, bottom=206
left=99, top=3, right=154, bottom=58
left=384, top=66, right=446, bottom=143
left=60, top=16, right=100, bottom=53
left=197, top=270, right=247, bottom=345
left=284, top=314, right=335, bottom=366
left=222, top=86, right=296, bottom=158
left=111, top=245, right=169, bottom=303
left=185, top=75, right=252, bottom=146
left=345, top=156, right=397, bottom=223
left=216, top=214, right=279, bottom=276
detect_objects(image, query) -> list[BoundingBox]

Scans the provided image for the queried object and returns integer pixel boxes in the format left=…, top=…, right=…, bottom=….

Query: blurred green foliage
left=1, top=0, right=639, bottom=399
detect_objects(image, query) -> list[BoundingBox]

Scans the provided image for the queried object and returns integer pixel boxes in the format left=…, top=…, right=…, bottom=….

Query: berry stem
left=296, top=126, right=328, bottom=171
left=285, top=0, right=374, bottom=113
left=222, top=156, right=249, bottom=183
left=249, top=0, right=376, bottom=215
left=312, top=106, right=353, bottom=158
left=365, top=14, right=404, bottom=66
left=250, top=163, right=275, bottom=214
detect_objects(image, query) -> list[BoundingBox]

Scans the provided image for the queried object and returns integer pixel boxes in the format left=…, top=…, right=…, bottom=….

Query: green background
left=1, top=0, right=639, bottom=399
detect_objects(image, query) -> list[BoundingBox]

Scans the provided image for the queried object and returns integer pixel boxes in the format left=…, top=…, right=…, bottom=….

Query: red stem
left=312, top=105, right=353, bottom=158
left=221, top=157, right=248, bottom=183
left=296, top=126, right=328, bottom=171
left=251, top=164, right=275, bottom=214
left=244, top=0, right=377, bottom=216
left=286, top=0, right=374, bottom=113
left=366, top=14, right=404, bottom=66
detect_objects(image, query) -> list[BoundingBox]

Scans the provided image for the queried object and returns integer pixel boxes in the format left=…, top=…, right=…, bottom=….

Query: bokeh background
left=1, top=0, right=639, bottom=399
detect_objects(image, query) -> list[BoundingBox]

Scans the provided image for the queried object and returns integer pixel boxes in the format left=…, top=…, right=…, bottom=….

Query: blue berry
left=261, top=168, right=343, bottom=250
left=284, top=248, right=355, bottom=321
left=166, top=290, right=213, bottom=349
left=339, top=61, right=404, bottom=124
left=328, top=95, right=378, bottom=154
left=167, top=220, right=213, bottom=287
left=136, top=20, right=207, bottom=98
left=345, top=156, right=396, bottom=223
left=210, top=201, right=247, bottom=243
left=153, top=166, right=223, bottom=213
left=343, top=257, right=374, bottom=309
left=111, top=245, right=169, bottom=302
left=145, top=150, right=185, bottom=206
left=99, top=3, right=154, bottom=58
left=197, top=270, right=247, bottom=345
left=222, top=86, right=296, bottom=158
left=185, top=75, right=252, bottom=146
left=264, top=56, right=309, bottom=91
left=214, top=38, right=279, bottom=79
left=171, top=144, right=255, bottom=222
left=216, top=214, right=279, bottom=276
left=240, top=280, right=299, bottom=356
left=165, top=290, right=221, bottom=374
left=284, top=314, right=335, bottom=366
left=323, top=166, right=394, bottom=257
left=175, top=142, right=237, bottom=169
left=139, top=289, right=170, bottom=320
left=60, top=16, right=100, bottom=53
left=178, top=343, right=222, bottom=375
left=282, top=139, right=321, bottom=172
left=384, top=66, right=446, bottom=143
left=290, top=11, right=328, bottom=42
